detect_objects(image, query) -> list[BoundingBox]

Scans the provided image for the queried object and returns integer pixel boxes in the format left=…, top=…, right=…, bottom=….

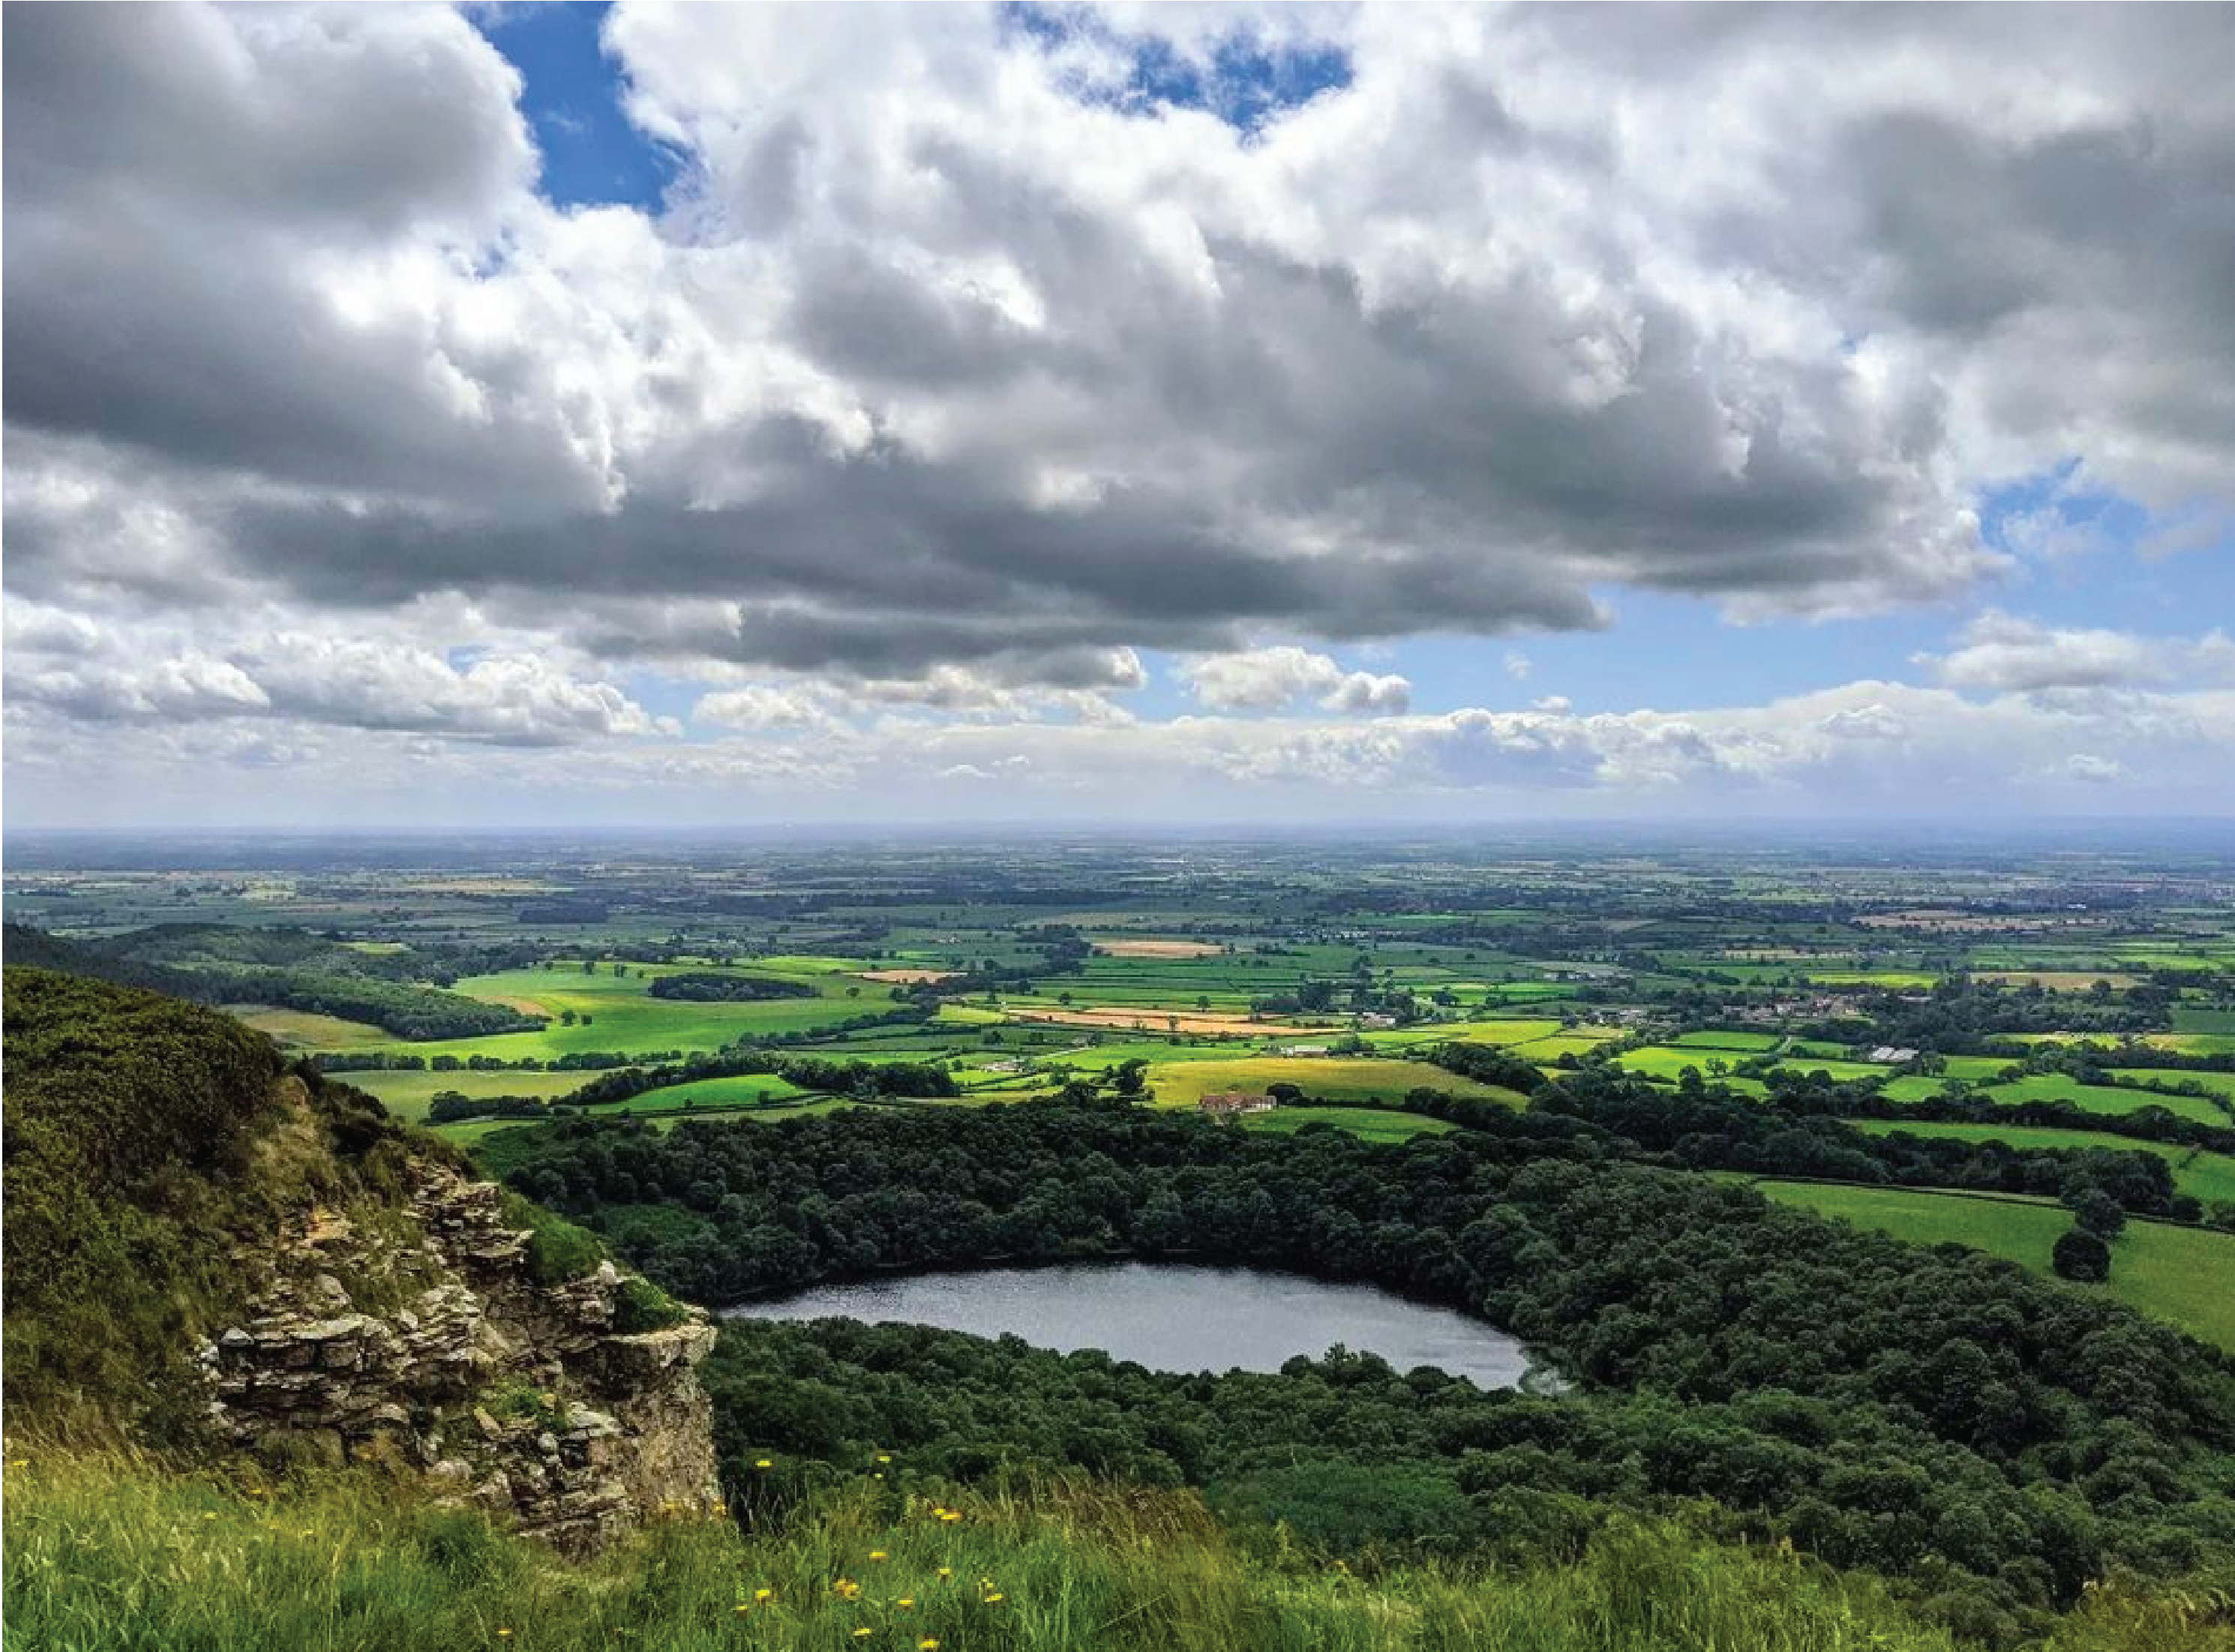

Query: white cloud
left=1181, top=646, right=1412, bottom=715
left=1919, top=611, right=2235, bottom=694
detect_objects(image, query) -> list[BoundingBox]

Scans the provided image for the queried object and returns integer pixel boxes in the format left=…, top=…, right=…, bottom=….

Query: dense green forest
left=488, top=1097, right=2235, bottom=1643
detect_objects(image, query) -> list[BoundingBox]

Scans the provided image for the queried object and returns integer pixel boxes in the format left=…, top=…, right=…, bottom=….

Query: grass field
left=1670, top=1030, right=1782, bottom=1051
left=362, top=963, right=877, bottom=1064
left=1753, top=1182, right=2235, bottom=1351
left=2110, top=1067, right=2235, bottom=1103
left=226, top=1005, right=391, bottom=1050
left=346, top=1066, right=589, bottom=1121
left=1362, top=1018, right=1565, bottom=1049
left=1239, top=1106, right=1460, bottom=1143
left=1845, top=1120, right=2235, bottom=1206
left=1980, top=1074, right=2229, bottom=1126
left=614, top=1073, right=814, bottom=1111
left=1142, top=1057, right=1526, bottom=1109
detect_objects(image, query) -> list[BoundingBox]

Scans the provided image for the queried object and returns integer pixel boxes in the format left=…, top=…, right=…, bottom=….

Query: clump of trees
left=646, top=973, right=815, bottom=1003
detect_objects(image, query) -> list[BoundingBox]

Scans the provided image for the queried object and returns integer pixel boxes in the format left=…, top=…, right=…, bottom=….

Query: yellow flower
left=937, top=1510, right=959, bottom=1523
left=896, top=1597, right=915, bottom=1608
left=920, top=1641, right=941, bottom=1651
left=734, top=1606, right=748, bottom=1616
left=935, top=1567, right=952, bottom=1580
left=983, top=1592, right=1004, bottom=1605
left=868, top=1550, right=889, bottom=1562
left=876, top=1454, right=892, bottom=1464
left=755, top=1459, right=773, bottom=1470
left=203, top=1512, right=218, bottom=1522
left=754, top=1588, right=774, bottom=1603
left=834, top=1578, right=862, bottom=1600
left=853, top=1632, right=873, bottom=1641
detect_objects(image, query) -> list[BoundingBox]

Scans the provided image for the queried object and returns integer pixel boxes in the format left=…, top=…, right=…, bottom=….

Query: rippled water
left=724, top=1261, right=1534, bottom=1390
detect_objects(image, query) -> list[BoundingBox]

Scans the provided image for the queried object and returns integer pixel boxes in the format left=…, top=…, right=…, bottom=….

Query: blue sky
left=2, top=2, right=2230, bottom=827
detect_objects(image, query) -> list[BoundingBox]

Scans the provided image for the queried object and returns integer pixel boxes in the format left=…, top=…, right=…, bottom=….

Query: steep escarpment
left=1, top=967, right=717, bottom=1555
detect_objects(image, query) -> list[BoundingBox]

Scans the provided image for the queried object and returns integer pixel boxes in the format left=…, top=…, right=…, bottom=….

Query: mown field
left=1142, top=1057, right=1526, bottom=1109
left=1753, top=1181, right=2235, bottom=1352
left=1239, top=1105, right=1459, bottom=1143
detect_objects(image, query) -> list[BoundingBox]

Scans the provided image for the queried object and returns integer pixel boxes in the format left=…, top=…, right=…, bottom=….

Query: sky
left=3, top=1, right=2232, bottom=830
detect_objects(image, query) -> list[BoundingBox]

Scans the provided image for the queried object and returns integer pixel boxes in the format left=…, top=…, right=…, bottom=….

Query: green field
left=345, top=1066, right=589, bottom=1122
left=1239, top=1106, right=1459, bottom=1144
left=1361, top=1018, right=1565, bottom=1050
left=357, top=963, right=876, bottom=1064
left=1670, top=1030, right=1781, bottom=1051
left=2110, top=1068, right=2235, bottom=1105
left=1979, top=1074, right=2228, bottom=1126
left=1846, top=1120, right=2235, bottom=1207
left=610, top=1073, right=814, bottom=1112
left=1143, top=1057, right=1526, bottom=1109
left=227, top=1006, right=391, bottom=1051
left=1754, top=1182, right=2235, bottom=1351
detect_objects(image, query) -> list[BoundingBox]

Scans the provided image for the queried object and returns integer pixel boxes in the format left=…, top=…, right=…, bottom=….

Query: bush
left=613, top=1275, right=688, bottom=1334
left=2053, top=1228, right=2113, bottom=1282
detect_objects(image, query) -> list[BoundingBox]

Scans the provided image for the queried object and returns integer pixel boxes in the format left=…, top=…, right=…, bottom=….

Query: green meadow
left=1142, top=1057, right=1525, bottom=1109
left=1753, top=1182, right=2235, bottom=1351
left=1239, top=1105, right=1460, bottom=1143
left=1846, top=1120, right=2235, bottom=1207
left=1980, top=1073, right=2228, bottom=1126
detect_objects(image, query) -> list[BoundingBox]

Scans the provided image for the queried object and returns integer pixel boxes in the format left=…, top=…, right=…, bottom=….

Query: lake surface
left=724, top=1262, right=1535, bottom=1390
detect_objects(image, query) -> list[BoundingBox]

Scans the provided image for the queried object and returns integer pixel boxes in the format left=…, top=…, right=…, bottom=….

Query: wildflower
left=754, top=1588, right=774, bottom=1603
left=983, top=1593, right=1004, bottom=1605
left=755, top=1459, right=773, bottom=1470
left=937, top=1510, right=959, bottom=1523
left=853, top=1632, right=873, bottom=1641
left=834, top=1579, right=862, bottom=1600
left=921, top=1641, right=941, bottom=1651
left=203, top=1512, right=218, bottom=1521
left=936, top=1567, right=952, bottom=1580
left=876, top=1454, right=892, bottom=1464
left=868, top=1550, right=889, bottom=1562
left=897, top=1597, right=915, bottom=1608
left=734, top=1606, right=748, bottom=1616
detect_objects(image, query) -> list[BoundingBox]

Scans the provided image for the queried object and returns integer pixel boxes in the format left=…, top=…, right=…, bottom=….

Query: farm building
left=1198, top=1092, right=1275, bottom=1119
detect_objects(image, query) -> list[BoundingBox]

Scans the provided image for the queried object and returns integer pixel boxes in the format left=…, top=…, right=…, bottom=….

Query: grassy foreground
left=17, top=1447, right=2225, bottom=1652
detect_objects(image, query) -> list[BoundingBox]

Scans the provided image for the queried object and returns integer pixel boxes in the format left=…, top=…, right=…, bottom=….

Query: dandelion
left=868, top=1550, right=889, bottom=1562
left=834, top=1579, right=862, bottom=1600
left=853, top=1632, right=873, bottom=1641
left=896, top=1597, right=915, bottom=1608
left=920, top=1641, right=940, bottom=1651
left=203, top=1512, right=218, bottom=1522
left=876, top=1454, right=892, bottom=1464
left=983, top=1593, right=1005, bottom=1605
left=937, top=1510, right=959, bottom=1524
left=755, top=1459, right=773, bottom=1470
left=936, top=1567, right=952, bottom=1581
left=754, top=1588, right=774, bottom=1603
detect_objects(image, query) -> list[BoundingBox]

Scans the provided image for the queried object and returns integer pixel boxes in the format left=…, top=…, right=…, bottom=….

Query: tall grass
left=7, top=1447, right=2228, bottom=1651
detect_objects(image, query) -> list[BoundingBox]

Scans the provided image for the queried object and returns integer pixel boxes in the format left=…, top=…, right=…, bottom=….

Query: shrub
left=2053, top=1228, right=2113, bottom=1282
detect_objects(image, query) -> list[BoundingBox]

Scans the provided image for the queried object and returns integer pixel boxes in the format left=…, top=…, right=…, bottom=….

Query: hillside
left=2, top=968, right=717, bottom=1552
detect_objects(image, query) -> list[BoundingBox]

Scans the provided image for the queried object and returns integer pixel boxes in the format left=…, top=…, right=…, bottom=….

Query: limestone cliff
left=196, top=1154, right=721, bottom=1556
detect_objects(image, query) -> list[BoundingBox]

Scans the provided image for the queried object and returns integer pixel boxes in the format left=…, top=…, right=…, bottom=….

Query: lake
left=724, top=1261, right=1538, bottom=1390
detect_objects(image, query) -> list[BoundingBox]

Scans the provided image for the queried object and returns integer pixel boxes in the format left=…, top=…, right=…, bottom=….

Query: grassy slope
left=1752, top=1182, right=2235, bottom=1352
left=13, top=1452, right=2218, bottom=1652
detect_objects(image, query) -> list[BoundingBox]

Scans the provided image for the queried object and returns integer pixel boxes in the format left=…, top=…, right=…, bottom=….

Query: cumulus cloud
left=1920, top=612, right=2235, bottom=694
left=1180, top=646, right=1412, bottom=715
left=3, top=3, right=2231, bottom=819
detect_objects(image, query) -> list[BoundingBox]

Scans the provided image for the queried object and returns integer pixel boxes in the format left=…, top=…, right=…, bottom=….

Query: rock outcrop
left=196, top=1157, right=719, bottom=1557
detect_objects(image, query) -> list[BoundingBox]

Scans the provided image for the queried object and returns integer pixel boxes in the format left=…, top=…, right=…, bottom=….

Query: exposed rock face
left=196, top=1159, right=719, bottom=1557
